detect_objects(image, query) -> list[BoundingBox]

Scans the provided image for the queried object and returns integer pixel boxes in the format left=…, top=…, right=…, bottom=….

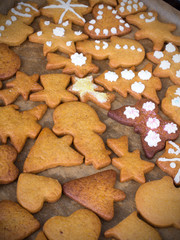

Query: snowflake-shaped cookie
left=116, top=0, right=147, bottom=17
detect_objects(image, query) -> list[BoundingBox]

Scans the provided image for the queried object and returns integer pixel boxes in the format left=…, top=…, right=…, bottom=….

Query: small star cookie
left=116, top=0, right=147, bottom=17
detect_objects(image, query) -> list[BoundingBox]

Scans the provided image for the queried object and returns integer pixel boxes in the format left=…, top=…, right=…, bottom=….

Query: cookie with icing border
left=89, top=0, right=117, bottom=8
left=147, top=43, right=180, bottom=85
left=68, top=75, right=115, bottom=110
left=84, top=4, right=131, bottom=39
left=29, top=19, right=88, bottom=56
left=46, top=52, right=99, bottom=77
left=108, top=99, right=179, bottom=158
left=126, top=11, right=180, bottom=51
left=41, top=0, right=91, bottom=26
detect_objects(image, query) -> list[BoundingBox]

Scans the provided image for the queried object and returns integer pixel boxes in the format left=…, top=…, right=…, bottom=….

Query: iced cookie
left=116, top=0, right=147, bottom=18
left=17, top=173, right=62, bottom=213
left=147, top=43, right=180, bottom=85
left=0, top=43, right=20, bottom=81
left=108, top=99, right=179, bottom=158
left=41, top=0, right=91, bottom=26
left=0, top=104, right=47, bottom=152
left=89, top=0, right=117, bottom=8
left=29, top=19, right=88, bottom=56
left=76, top=36, right=145, bottom=68
left=95, top=63, right=162, bottom=104
left=104, top=211, right=162, bottom=240
left=107, top=136, right=155, bottom=183
left=43, top=209, right=101, bottom=240
left=0, top=71, right=43, bottom=105
left=0, top=144, right=18, bottom=184
left=63, top=170, right=126, bottom=220
left=46, top=52, right=99, bottom=77
left=30, top=73, right=77, bottom=108
left=126, top=11, right=180, bottom=50
left=68, top=75, right=115, bottom=110
left=23, top=128, right=83, bottom=173
left=53, top=101, right=111, bottom=169
left=84, top=4, right=131, bottom=39
left=0, top=200, right=40, bottom=240
left=35, top=232, right=47, bottom=240
left=135, top=176, right=180, bottom=228
left=157, top=141, right=180, bottom=186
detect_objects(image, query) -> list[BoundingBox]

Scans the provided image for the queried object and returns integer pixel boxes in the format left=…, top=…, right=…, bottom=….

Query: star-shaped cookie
left=89, top=0, right=117, bottom=7
left=0, top=71, right=43, bottom=105
left=46, top=52, right=99, bottom=77
left=126, top=11, right=180, bottom=50
left=107, top=136, right=155, bottom=183
left=30, top=73, right=77, bottom=108
left=95, top=63, right=162, bottom=104
left=41, top=0, right=91, bottom=26
left=29, top=19, right=88, bottom=56
left=147, top=43, right=180, bottom=85
left=63, top=170, right=126, bottom=221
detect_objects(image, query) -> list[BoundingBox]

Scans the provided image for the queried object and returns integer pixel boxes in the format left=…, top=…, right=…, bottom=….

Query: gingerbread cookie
left=0, top=43, right=20, bottom=81
left=0, top=104, right=47, bottom=152
left=0, top=71, right=43, bottom=105
left=53, top=101, right=111, bottom=169
left=161, top=85, right=180, bottom=126
left=68, top=75, right=115, bottom=110
left=135, top=176, right=180, bottom=228
left=116, top=0, right=147, bottom=17
left=63, top=170, right=126, bottom=221
left=147, top=43, right=180, bottom=85
left=46, top=52, right=99, bottom=77
left=29, top=19, right=88, bottom=56
left=43, top=209, right=101, bottom=240
left=30, top=73, right=77, bottom=108
left=126, top=11, right=180, bottom=50
left=41, top=0, right=91, bottom=26
left=107, top=136, right=155, bottom=183
left=0, top=144, right=18, bottom=184
left=157, top=141, right=180, bottom=186
left=23, top=128, right=83, bottom=173
left=35, top=232, right=47, bottom=240
left=95, top=63, right=162, bottom=104
left=84, top=4, right=131, bottom=39
left=76, top=36, right=145, bottom=68
left=0, top=200, right=40, bottom=240
left=17, top=173, right=62, bottom=213
left=89, top=0, right=117, bottom=8
left=108, top=99, right=179, bottom=158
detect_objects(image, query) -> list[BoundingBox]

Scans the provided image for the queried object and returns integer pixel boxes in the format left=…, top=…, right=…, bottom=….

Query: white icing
left=123, top=0, right=128, bottom=2
left=115, top=44, right=121, bottom=49
left=121, top=69, right=135, bottom=80
left=124, top=106, right=139, bottom=119
left=139, top=14, right=145, bottom=19
left=103, top=29, right=108, bottom=35
left=111, top=27, right=117, bottom=34
left=37, top=31, right=42, bottom=36
left=11, top=8, right=31, bottom=18
left=6, top=20, right=12, bottom=26
left=175, top=88, right=180, bottom=95
left=66, top=41, right=72, bottom=46
left=130, top=46, right=135, bottom=50
left=25, top=7, right=30, bottom=12
left=17, top=5, right=22, bottom=10
left=145, top=17, right=155, bottom=23
left=121, top=2, right=125, bottom=6
left=112, top=10, right=117, bottom=14
left=97, top=15, right=102, bottom=20
left=142, top=101, right=155, bottom=111
left=131, top=82, right=145, bottom=93
left=145, top=130, right=161, bottom=147
left=123, top=44, right=128, bottom=49
left=170, top=162, right=176, bottom=168
left=95, top=45, right=100, bottom=50
left=128, top=0, right=132, bottom=3
left=138, top=70, right=152, bottom=80
left=11, top=16, right=17, bottom=22
left=91, top=92, right=108, bottom=103
left=95, top=28, right=100, bottom=35
left=74, top=31, right=82, bottom=35
left=89, top=19, right=96, bottom=24
left=133, top=4, right=138, bottom=10
left=0, top=33, right=1, bottom=37
left=148, top=12, right=153, bottom=16
left=146, top=117, right=160, bottom=129
left=71, top=52, right=87, bottom=66
left=165, top=43, right=176, bottom=53
left=98, top=10, right=103, bottom=15
left=172, top=54, right=180, bottom=63
left=62, top=20, right=69, bottom=26
left=46, top=41, right=52, bottom=47
left=115, top=15, right=121, bottom=19
left=159, top=60, right=171, bottom=70
left=95, top=40, right=100, bottom=44
left=154, top=51, right=164, bottom=59
left=133, top=0, right=138, bottom=2
left=172, top=97, right=180, bottom=107
left=98, top=4, right=104, bottom=9
left=88, top=25, right=94, bottom=31
left=105, top=71, right=118, bottom=82
left=53, top=27, right=65, bottom=37
left=44, top=21, right=50, bottom=25
left=127, top=5, right=132, bottom=12
left=103, top=41, right=108, bottom=49
left=107, top=6, right=112, bottom=10
left=164, top=123, right=178, bottom=134
left=18, top=2, right=38, bottom=12
left=119, top=26, right=124, bottom=31
left=139, top=2, right=144, bottom=8
left=168, top=141, right=180, bottom=155
left=119, top=7, right=125, bottom=13
left=125, top=23, right=130, bottom=28
left=174, top=169, right=180, bottom=184
left=120, top=19, right=125, bottom=23
left=0, top=26, right=5, bottom=31
left=176, top=70, right=180, bottom=78
left=137, top=48, right=142, bottom=52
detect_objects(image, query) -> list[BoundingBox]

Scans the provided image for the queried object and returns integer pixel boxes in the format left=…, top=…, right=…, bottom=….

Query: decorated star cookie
left=0, top=200, right=40, bottom=240
left=41, top=0, right=91, bottom=26
left=30, top=73, right=77, bottom=108
left=135, top=176, right=180, bottom=228
left=63, top=170, right=126, bottom=220
left=126, top=11, right=180, bottom=51
left=157, top=141, right=180, bottom=186
left=95, top=63, right=162, bottom=104
left=17, top=173, right=62, bottom=213
left=147, top=43, right=180, bottom=85
left=46, top=52, right=99, bottom=77
left=35, top=232, right=47, bottom=240
left=107, top=136, right=155, bottom=183
left=0, top=104, right=47, bottom=152
left=23, top=128, right=83, bottom=173
left=43, top=209, right=101, bottom=240
left=108, top=99, right=179, bottom=158
left=84, top=4, right=131, bottom=39
left=104, top=211, right=162, bottom=240
left=53, top=101, right=111, bottom=169
left=29, top=19, right=88, bottom=56
left=76, top=36, right=145, bottom=68
left=0, top=145, right=18, bottom=184
left=68, top=75, right=115, bottom=110
left=0, top=71, right=43, bottom=105
left=116, top=0, right=147, bottom=17
left=161, top=85, right=180, bottom=126
left=89, top=0, right=117, bottom=8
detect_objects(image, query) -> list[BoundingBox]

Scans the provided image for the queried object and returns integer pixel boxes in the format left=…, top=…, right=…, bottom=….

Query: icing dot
left=127, top=5, right=132, bottom=12
left=165, top=43, right=176, bottom=52
left=95, top=28, right=100, bottom=35
left=139, top=14, right=145, bottom=19
left=138, top=70, right=152, bottom=80
left=120, top=19, right=125, bottom=23
left=66, top=41, right=72, bottom=46
left=103, top=29, right=108, bottom=35
left=145, top=17, right=155, bottom=23
left=176, top=70, right=180, bottom=78
left=97, top=15, right=102, bottom=20
left=25, top=7, right=30, bottom=12
left=128, top=0, right=132, bottom=3
left=107, top=6, right=112, bottom=10
left=121, top=69, right=135, bottom=80
left=112, top=10, right=117, bottom=14
left=121, top=2, right=125, bottom=6
left=89, top=19, right=96, bottom=24
left=131, top=82, right=145, bottom=93
left=62, top=21, right=69, bottom=26
left=37, top=31, right=42, bottom=36
left=115, top=15, right=121, bottom=19
left=44, top=21, right=50, bottom=25
left=74, top=31, right=82, bottom=35
left=119, top=7, right=125, bottom=13
left=154, top=51, right=164, bottom=59
left=53, top=27, right=65, bottom=37
left=148, top=12, right=153, bottom=16
left=11, top=16, right=17, bottom=22
left=133, top=4, right=138, bottom=10
left=6, top=20, right=12, bottom=26
left=119, top=26, right=124, bottom=31
left=46, top=41, right=52, bottom=47
left=139, top=2, right=144, bottom=8
left=95, top=40, right=100, bottom=44
left=98, top=4, right=104, bottom=9
left=0, top=26, right=5, bottom=31
left=130, top=46, right=135, bottom=50
left=115, top=44, right=121, bottom=49
left=88, top=25, right=94, bottom=31
left=95, top=45, right=100, bottom=50
left=170, top=162, right=176, bottom=168
left=105, top=71, right=119, bottom=82
left=98, top=10, right=103, bottom=15
left=123, top=44, right=128, bottom=49
left=125, top=23, right=130, bottom=28
left=172, top=54, right=180, bottom=63
left=111, top=27, right=117, bottom=34
left=137, top=48, right=142, bottom=52
left=159, top=60, right=171, bottom=70
left=123, top=0, right=128, bottom=2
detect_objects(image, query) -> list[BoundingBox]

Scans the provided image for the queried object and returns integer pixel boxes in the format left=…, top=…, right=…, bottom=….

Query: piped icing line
left=158, top=157, right=180, bottom=162
left=11, top=8, right=32, bottom=18
left=17, top=2, right=39, bottom=12
left=168, top=141, right=180, bottom=154
left=174, top=169, right=180, bottom=184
